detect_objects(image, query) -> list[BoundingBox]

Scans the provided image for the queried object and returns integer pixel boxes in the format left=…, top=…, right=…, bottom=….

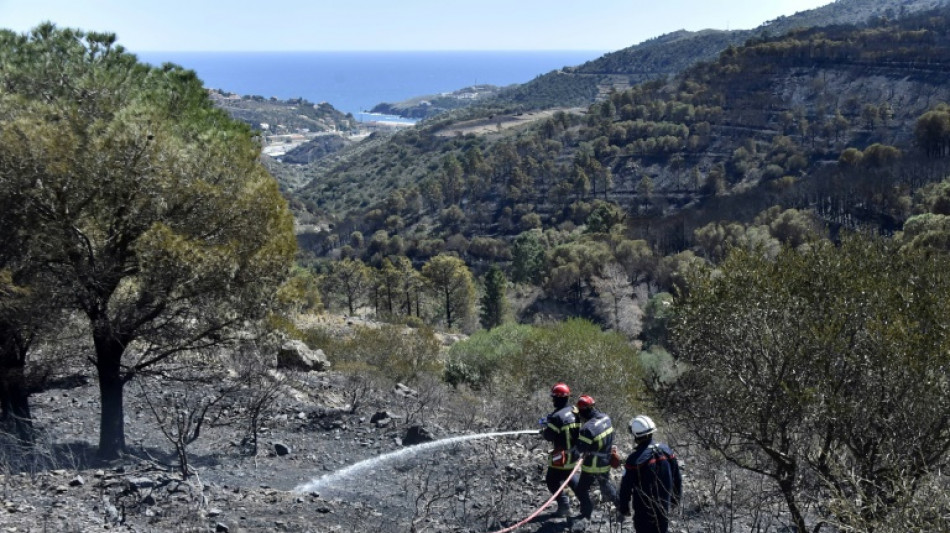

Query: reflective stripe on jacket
left=575, top=410, right=615, bottom=474
left=542, top=405, right=580, bottom=469
left=617, top=441, right=682, bottom=517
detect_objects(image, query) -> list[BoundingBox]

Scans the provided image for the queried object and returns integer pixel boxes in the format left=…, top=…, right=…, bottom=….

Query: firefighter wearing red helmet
left=540, top=382, right=580, bottom=517
left=570, top=394, right=619, bottom=528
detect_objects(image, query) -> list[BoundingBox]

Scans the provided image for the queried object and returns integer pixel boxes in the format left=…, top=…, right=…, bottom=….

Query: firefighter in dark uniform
left=616, top=415, right=682, bottom=533
left=571, top=395, right=618, bottom=529
left=540, top=382, right=581, bottom=517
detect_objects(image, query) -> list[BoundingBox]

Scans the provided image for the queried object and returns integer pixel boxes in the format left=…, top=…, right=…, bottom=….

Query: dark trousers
left=576, top=472, right=618, bottom=519
left=633, top=505, right=670, bottom=533
left=545, top=466, right=579, bottom=510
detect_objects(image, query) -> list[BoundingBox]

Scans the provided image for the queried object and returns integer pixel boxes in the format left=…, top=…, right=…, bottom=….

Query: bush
left=322, top=325, right=443, bottom=384
left=517, top=319, right=645, bottom=418
left=444, top=323, right=534, bottom=391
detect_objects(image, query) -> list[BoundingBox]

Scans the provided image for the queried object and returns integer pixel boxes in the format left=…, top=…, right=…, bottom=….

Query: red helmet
left=550, top=383, right=571, bottom=398
left=576, top=395, right=595, bottom=409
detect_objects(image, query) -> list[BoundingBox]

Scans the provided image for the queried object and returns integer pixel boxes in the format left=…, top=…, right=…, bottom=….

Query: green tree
left=421, top=254, right=475, bottom=330
left=585, top=200, right=625, bottom=234
left=0, top=25, right=296, bottom=459
left=479, top=265, right=508, bottom=330
left=510, top=230, right=545, bottom=284
left=668, top=234, right=950, bottom=531
left=389, top=255, right=423, bottom=317
left=328, top=259, right=371, bottom=316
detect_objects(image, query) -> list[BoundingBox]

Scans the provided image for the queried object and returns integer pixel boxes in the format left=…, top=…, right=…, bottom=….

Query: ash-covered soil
left=0, top=367, right=653, bottom=533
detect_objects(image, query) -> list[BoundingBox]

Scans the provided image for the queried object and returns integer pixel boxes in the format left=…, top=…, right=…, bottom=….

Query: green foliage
left=640, top=292, right=674, bottom=348
left=0, top=24, right=296, bottom=458
left=276, top=266, right=323, bottom=314
left=637, top=345, right=681, bottom=389
left=584, top=201, right=625, bottom=234
left=915, top=103, right=950, bottom=157
left=325, top=259, right=371, bottom=315
left=479, top=265, right=508, bottom=330
left=517, top=319, right=645, bottom=417
left=510, top=230, right=545, bottom=284
left=669, top=232, right=950, bottom=530
left=321, top=325, right=443, bottom=384
left=421, top=254, right=476, bottom=330
left=444, top=323, right=534, bottom=391
left=445, top=319, right=646, bottom=416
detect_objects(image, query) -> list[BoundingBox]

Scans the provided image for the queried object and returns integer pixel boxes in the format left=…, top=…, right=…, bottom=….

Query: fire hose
left=488, top=459, right=584, bottom=533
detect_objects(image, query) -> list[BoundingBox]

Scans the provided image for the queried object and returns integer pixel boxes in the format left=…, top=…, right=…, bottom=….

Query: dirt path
left=433, top=108, right=584, bottom=137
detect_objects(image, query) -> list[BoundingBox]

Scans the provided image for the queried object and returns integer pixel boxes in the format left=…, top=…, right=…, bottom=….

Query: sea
left=136, top=51, right=605, bottom=123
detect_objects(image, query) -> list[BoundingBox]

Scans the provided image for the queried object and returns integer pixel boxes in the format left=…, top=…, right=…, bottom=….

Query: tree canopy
left=0, top=24, right=296, bottom=459
left=668, top=233, right=950, bottom=530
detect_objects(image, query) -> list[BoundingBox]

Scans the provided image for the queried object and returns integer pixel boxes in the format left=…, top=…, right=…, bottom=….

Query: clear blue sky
left=0, top=0, right=834, bottom=52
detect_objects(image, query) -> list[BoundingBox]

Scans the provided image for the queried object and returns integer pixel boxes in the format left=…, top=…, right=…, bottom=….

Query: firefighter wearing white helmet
left=629, top=415, right=657, bottom=438
left=615, top=415, right=682, bottom=533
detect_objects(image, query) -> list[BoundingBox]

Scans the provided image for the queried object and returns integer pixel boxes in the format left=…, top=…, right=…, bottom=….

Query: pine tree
left=479, top=265, right=508, bottom=330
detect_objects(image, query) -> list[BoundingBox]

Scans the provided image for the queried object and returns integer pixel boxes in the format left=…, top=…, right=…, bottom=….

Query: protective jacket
left=574, top=410, right=615, bottom=474
left=542, top=405, right=580, bottom=468
left=617, top=440, right=682, bottom=533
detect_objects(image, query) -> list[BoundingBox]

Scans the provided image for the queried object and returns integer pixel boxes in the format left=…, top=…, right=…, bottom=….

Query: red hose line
left=488, top=459, right=584, bottom=533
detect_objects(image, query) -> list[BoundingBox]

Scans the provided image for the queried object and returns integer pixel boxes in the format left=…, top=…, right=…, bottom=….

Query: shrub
left=444, top=323, right=533, bottom=391
left=323, top=325, right=443, bottom=384
left=516, top=319, right=645, bottom=418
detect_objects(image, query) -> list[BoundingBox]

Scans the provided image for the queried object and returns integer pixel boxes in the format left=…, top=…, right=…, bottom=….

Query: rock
left=208, top=508, right=223, bottom=517
left=215, top=523, right=230, bottom=533
left=127, top=477, right=155, bottom=491
left=69, top=475, right=85, bottom=487
left=274, top=442, right=291, bottom=456
left=370, top=411, right=400, bottom=424
left=393, top=383, right=418, bottom=397
left=403, top=425, right=435, bottom=446
left=277, top=340, right=330, bottom=371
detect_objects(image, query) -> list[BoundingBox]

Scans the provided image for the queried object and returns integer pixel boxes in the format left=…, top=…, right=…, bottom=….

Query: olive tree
left=667, top=234, right=950, bottom=531
left=0, top=25, right=296, bottom=459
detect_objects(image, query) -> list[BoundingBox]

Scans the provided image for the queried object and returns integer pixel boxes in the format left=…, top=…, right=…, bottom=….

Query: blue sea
left=136, top=51, right=605, bottom=123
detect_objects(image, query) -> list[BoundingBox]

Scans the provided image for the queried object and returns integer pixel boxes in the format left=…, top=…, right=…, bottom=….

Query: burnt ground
left=0, top=366, right=666, bottom=533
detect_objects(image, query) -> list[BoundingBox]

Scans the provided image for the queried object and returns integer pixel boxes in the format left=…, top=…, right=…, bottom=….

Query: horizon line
left=134, top=48, right=612, bottom=54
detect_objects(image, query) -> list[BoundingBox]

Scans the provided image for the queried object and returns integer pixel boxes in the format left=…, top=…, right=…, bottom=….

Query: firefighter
left=571, top=395, right=618, bottom=529
left=616, top=415, right=682, bottom=533
left=540, top=382, right=581, bottom=517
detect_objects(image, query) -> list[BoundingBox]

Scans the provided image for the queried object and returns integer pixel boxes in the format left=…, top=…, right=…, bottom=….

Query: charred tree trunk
left=93, top=328, right=127, bottom=460
left=0, top=325, right=34, bottom=444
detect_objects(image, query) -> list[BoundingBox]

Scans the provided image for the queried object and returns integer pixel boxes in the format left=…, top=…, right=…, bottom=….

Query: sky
left=0, top=0, right=836, bottom=53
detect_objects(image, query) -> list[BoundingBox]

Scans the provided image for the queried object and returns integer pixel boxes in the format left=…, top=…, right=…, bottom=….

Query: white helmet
left=629, top=415, right=657, bottom=438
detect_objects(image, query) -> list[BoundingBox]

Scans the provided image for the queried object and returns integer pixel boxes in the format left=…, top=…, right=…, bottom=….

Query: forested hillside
left=294, top=6, right=950, bottom=266
left=4, top=12, right=950, bottom=533
left=458, top=0, right=950, bottom=112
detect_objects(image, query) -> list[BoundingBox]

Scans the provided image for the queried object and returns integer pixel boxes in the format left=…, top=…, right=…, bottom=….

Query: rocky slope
left=0, top=365, right=641, bottom=533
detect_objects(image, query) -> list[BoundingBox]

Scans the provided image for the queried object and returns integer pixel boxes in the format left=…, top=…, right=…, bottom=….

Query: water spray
left=294, top=429, right=536, bottom=494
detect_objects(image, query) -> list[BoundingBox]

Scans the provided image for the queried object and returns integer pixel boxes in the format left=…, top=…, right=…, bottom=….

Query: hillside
left=370, top=84, right=505, bottom=120
left=288, top=4, right=950, bottom=268
left=469, top=0, right=950, bottom=112
left=209, top=90, right=357, bottom=135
